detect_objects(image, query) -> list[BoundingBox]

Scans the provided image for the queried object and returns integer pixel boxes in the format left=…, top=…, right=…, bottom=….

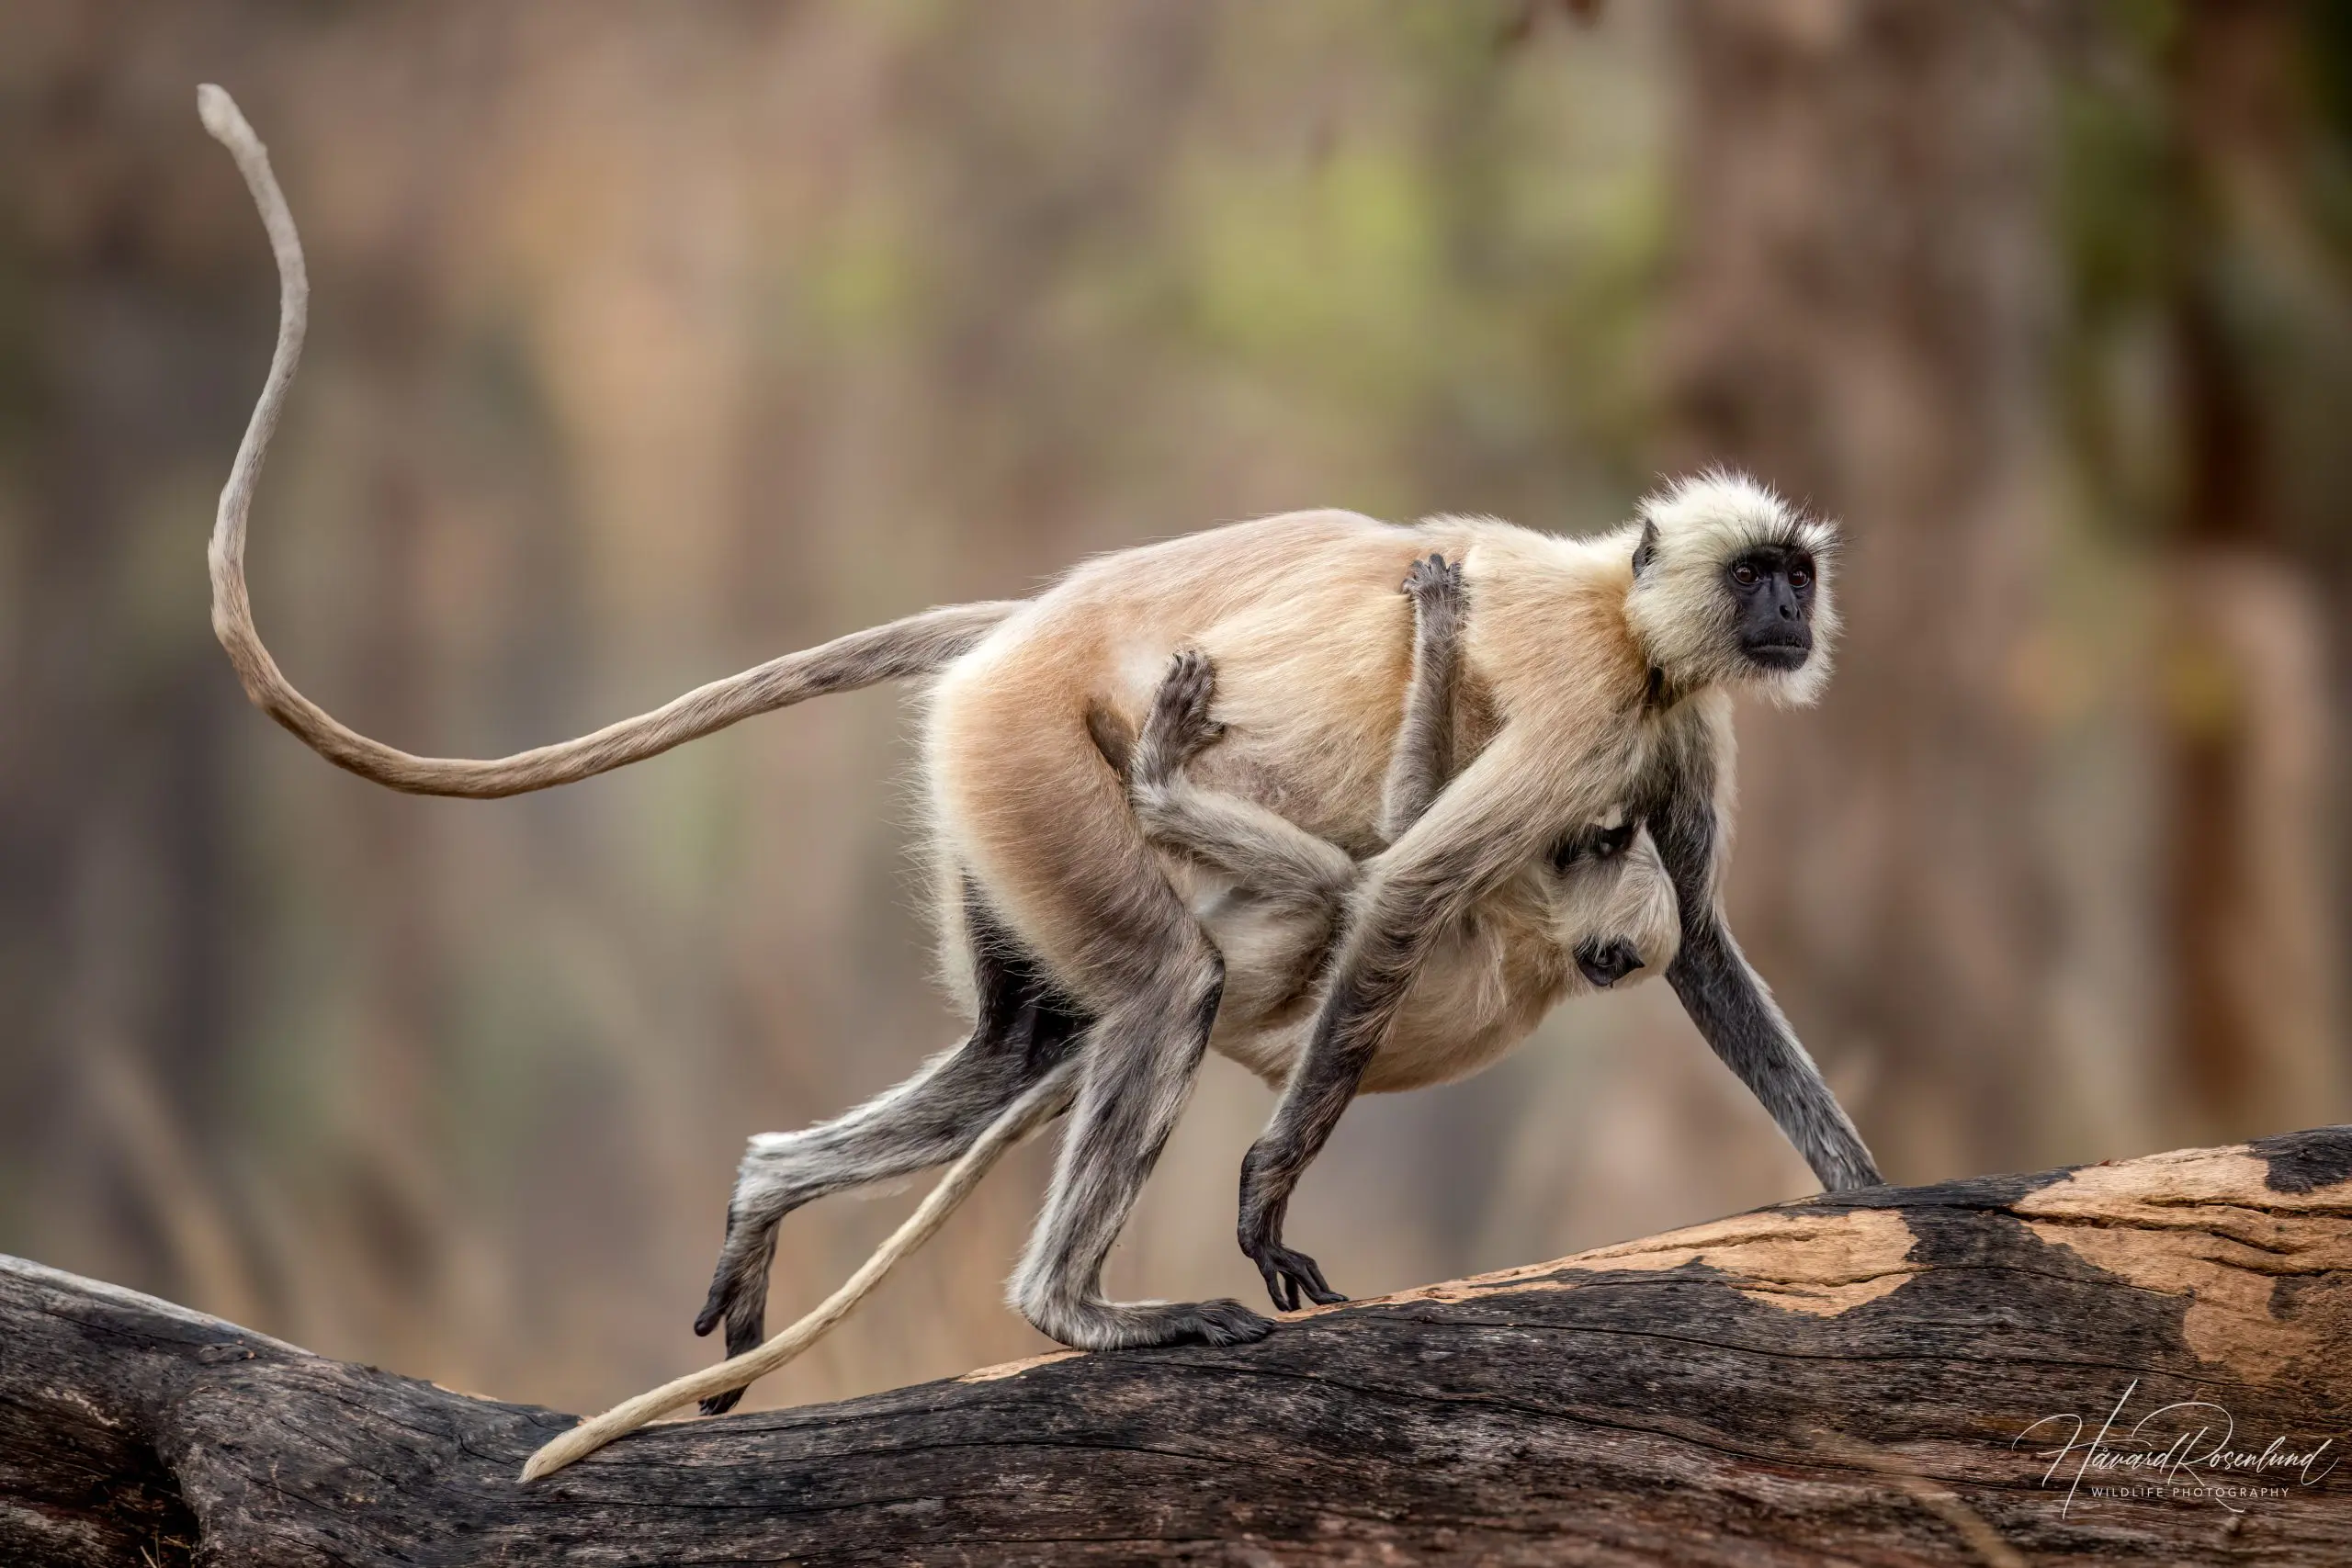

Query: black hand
left=1238, top=1144, right=1347, bottom=1311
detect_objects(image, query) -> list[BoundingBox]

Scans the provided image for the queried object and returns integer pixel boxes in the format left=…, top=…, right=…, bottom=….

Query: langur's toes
left=1182, top=1298, right=1276, bottom=1346
left=1170, top=650, right=1216, bottom=708
left=1401, top=552, right=1462, bottom=604
left=1165, top=647, right=1211, bottom=686
left=1148, top=648, right=1222, bottom=755
left=699, top=1387, right=746, bottom=1417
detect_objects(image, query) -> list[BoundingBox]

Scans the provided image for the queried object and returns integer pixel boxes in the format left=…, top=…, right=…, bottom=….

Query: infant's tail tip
left=197, top=84, right=239, bottom=138
left=517, top=1443, right=575, bottom=1484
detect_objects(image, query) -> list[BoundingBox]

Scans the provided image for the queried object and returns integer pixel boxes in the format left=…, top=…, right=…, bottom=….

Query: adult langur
left=192, top=87, right=1876, bottom=1479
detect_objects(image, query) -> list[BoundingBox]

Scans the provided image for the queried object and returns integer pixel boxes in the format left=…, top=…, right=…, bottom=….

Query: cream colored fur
left=1134, top=705, right=1682, bottom=1093
left=924, top=510, right=1656, bottom=1013
left=1193, top=828, right=1682, bottom=1095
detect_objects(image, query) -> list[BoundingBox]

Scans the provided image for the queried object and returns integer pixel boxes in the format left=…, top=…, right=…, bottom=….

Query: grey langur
left=195, top=87, right=1878, bottom=1479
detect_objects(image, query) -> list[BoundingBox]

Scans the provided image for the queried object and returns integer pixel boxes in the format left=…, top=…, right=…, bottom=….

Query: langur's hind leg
left=1131, top=648, right=1225, bottom=786
left=694, top=888, right=1087, bottom=1410
left=1010, top=926, right=1272, bottom=1348
left=1125, top=651, right=1357, bottom=908
left=938, top=662, right=1272, bottom=1349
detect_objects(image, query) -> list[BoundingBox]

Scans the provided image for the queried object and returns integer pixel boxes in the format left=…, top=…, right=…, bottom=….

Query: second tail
left=519, top=1063, right=1078, bottom=1482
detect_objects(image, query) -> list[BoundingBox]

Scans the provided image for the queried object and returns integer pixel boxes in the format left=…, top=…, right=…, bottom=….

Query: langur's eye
left=1789, top=563, right=1812, bottom=589
left=1732, top=562, right=1758, bottom=587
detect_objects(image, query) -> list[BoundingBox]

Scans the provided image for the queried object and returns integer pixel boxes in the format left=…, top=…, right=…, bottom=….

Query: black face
left=1726, top=543, right=1815, bottom=671
left=1549, top=818, right=1634, bottom=875
left=1573, top=938, right=1644, bottom=989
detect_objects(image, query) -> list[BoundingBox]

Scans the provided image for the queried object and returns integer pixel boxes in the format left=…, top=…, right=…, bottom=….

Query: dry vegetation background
left=4, top=0, right=2350, bottom=1418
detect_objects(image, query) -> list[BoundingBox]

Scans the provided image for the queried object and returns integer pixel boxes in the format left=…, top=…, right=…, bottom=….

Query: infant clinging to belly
left=1092, top=553, right=1679, bottom=1096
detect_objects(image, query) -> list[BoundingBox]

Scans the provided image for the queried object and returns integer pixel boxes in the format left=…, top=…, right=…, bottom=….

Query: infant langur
left=1114, top=555, right=1679, bottom=1122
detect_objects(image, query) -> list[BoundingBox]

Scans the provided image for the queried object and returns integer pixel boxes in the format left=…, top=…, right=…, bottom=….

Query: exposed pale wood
left=3, top=1132, right=2347, bottom=1566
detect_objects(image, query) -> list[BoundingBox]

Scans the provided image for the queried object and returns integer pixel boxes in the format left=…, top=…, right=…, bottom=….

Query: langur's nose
left=1574, top=940, right=1644, bottom=988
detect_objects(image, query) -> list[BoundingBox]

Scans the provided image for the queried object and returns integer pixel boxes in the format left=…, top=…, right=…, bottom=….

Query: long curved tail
left=519, top=1063, right=1078, bottom=1482
left=198, top=85, right=1020, bottom=798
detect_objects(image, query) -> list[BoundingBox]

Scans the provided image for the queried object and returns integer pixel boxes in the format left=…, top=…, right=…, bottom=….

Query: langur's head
left=1623, top=470, right=1840, bottom=706
left=1544, top=814, right=1680, bottom=992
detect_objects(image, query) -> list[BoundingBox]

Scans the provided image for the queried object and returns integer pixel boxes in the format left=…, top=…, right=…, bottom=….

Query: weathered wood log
left=3, top=1132, right=2347, bottom=1566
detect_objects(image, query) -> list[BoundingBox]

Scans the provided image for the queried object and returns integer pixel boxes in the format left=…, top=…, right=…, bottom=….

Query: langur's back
left=1044, top=510, right=1447, bottom=848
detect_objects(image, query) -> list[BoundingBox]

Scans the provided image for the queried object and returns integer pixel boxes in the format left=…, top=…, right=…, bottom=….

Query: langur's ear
left=1631, top=520, right=1659, bottom=579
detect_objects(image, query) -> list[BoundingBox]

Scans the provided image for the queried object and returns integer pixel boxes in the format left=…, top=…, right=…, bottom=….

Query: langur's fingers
left=693, top=1277, right=729, bottom=1337
left=1294, top=1251, right=1341, bottom=1305
left=695, top=1215, right=774, bottom=1340
left=1255, top=1258, right=1292, bottom=1313
left=1260, top=1244, right=1341, bottom=1313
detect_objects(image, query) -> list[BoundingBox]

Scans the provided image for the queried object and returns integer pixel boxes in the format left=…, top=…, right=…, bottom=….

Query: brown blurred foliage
left=3, top=0, right=2348, bottom=1417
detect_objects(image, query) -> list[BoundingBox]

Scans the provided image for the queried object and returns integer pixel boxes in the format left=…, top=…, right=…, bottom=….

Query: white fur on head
left=1623, top=470, right=1839, bottom=706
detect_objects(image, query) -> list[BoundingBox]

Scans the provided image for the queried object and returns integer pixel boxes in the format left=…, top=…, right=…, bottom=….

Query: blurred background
left=4, top=0, right=2350, bottom=1417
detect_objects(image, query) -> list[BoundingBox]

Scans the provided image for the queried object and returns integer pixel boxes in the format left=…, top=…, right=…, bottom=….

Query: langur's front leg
left=1238, top=729, right=1569, bottom=1310
left=1378, top=552, right=1466, bottom=843
left=1647, top=750, right=1882, bottom=1191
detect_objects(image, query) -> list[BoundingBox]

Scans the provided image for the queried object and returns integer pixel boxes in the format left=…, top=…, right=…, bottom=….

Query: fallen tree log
left=2, top=1132, right=2346, bottom=1567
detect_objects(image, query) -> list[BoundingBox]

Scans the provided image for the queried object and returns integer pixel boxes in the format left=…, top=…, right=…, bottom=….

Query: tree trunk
left=4, top=1132, right=2347, bottom=1567
left=2159, top=0, right=2344, bottom=1145
left=1660, top=0, right=2058, bottom=1179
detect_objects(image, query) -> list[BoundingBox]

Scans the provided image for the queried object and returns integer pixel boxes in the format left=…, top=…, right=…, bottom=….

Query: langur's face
left=1546, top=820, right=1678, bottom=990
left=1625, top=473, right=1839, bottom=705
left=1724, top=543, right=1818, bottom=673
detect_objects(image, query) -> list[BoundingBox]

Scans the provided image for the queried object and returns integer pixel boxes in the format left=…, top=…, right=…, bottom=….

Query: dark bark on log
left=4, top=1133, right=2348, bottom=1567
